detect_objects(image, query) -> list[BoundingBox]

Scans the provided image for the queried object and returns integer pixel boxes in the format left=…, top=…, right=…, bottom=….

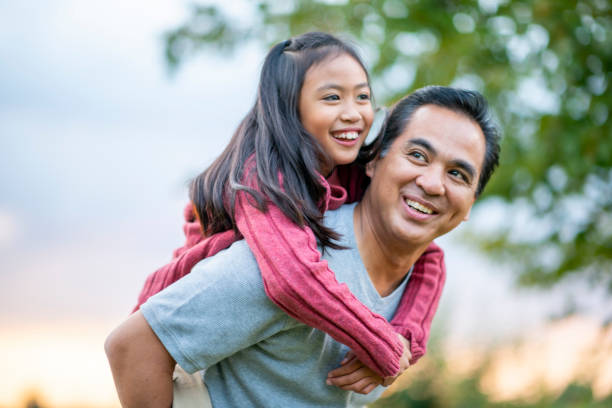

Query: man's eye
left=323, top=94, right=340, bottom=101
left=409, top=151, right=426, bottom=161
left=449, top=169, right=469, bottom=182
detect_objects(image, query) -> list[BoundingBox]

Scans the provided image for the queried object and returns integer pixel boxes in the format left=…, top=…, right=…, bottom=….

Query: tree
left=162, top=0, right=612, bottom=294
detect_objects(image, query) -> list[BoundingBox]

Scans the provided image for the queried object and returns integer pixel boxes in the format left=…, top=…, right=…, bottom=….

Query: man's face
left=364, top=104, right=485, bottom=248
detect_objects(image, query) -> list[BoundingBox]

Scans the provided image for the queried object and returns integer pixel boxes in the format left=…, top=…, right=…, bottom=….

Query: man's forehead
left=395, top=105, right=485, bottom=172
left=401, top=105, right=476, bottom=135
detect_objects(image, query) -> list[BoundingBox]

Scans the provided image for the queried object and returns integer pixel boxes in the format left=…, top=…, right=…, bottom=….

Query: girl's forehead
left=304, top=53, right=369, bottom=82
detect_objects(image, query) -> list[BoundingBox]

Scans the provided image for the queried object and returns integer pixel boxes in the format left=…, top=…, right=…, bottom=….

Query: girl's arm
left=133, top=170, right=445, bottom=376
left=172, top=204, right=208, bottom=258
left=234, top=188, right=405, bottom=378
left=324, top=245, right=444, bottom=392
left=390, top=242, right=445, bottom=364
left=236, top=165, right=447, bottom=377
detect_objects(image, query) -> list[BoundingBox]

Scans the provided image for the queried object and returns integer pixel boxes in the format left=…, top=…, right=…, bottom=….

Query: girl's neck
left=319, top=163, right=334, bottom=178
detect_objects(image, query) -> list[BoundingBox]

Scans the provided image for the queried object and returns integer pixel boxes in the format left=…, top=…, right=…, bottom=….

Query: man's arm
left=105, top=311, right=176, bottom=408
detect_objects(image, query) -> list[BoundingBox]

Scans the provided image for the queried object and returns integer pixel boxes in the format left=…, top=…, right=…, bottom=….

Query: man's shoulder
left=141, top=237, right=290, bottom=375
left=190, top=239, right=265, bottom=294
left=193, top=239, right=256, bottom=273
left=323, top=202, right=356, bottom=242
left=144, top=238, right=282, bottom=342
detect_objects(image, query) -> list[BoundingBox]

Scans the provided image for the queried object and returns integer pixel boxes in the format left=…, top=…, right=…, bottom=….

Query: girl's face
left=299, top=53, right=374, bottom=175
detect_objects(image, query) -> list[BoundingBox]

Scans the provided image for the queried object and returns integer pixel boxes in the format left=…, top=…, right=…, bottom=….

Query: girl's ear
left=365, top=159, right=376, bottom=178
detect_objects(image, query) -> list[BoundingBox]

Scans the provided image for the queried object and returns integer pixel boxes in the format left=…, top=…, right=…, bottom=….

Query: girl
left=133, top=32, right=445, bottom=382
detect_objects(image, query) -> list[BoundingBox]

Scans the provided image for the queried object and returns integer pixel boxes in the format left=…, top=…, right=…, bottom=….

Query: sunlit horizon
left=2, top=315, right=610, bottom=407
left=0, top=320, right=119, bottom=408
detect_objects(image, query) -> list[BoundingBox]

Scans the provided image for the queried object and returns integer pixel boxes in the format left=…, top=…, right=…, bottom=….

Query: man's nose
left=416, top=167, right=445, bottom=196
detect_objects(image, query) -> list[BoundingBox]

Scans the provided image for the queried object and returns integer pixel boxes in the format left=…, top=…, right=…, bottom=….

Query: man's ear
left=365, top=160, right=376, bottom=178
left=463, top=200, right=475, bottom=221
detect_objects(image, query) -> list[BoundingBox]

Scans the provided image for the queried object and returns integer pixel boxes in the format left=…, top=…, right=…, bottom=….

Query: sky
left=0, top=1, right=609, bottom=407
left=0, top=0, right=261, bottom=325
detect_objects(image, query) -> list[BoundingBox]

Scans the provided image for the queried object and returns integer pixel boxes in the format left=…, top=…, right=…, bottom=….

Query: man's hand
left=326, top=334, right=412, bottom=394
left=326, top=351, right=382, bottom=395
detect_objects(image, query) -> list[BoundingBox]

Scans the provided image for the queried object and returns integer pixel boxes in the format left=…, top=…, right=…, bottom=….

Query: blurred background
left=0, top=0, right=610, bottom=407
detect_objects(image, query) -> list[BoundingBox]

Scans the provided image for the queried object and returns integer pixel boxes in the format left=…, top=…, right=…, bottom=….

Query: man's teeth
left=405, top=199, right=433, bottom=214
left=334, top=131, right=359, bottom=140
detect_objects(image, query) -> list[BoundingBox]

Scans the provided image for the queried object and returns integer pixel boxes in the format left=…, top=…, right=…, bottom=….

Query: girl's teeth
left=335, top=131, right=358, bottom=140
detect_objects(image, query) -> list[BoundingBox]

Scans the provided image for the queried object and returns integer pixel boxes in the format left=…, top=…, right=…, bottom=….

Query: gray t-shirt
left=142, top=203, right=412, bottom=407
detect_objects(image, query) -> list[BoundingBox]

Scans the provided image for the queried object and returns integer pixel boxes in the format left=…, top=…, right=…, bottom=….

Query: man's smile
left=404, top=198, right=434, bottom=215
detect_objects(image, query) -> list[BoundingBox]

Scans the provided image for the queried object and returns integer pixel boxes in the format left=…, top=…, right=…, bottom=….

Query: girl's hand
left=386, top=333, right=411, bottom=386
left=326, top=351, right=381, bottom=394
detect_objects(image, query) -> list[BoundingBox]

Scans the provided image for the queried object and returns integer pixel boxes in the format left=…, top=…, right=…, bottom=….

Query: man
left=105, top=86, right=500, bottom=407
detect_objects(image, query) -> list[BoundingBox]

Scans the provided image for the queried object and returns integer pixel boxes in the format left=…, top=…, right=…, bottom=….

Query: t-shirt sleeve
left=140, top=241, right=289, bottom=374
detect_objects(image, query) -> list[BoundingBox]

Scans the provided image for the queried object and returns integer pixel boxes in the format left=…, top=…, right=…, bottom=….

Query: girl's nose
left=340, top=102, right=360, bottom=122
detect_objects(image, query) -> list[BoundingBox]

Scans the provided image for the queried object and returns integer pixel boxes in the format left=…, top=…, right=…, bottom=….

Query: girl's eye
left=357, top=93, right=371, bottom=101
left=323, top=94, right=340, bottom=101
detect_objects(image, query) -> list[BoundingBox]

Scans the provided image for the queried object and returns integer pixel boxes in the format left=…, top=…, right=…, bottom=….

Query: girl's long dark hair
left=190, top=32, right=370, bottom=249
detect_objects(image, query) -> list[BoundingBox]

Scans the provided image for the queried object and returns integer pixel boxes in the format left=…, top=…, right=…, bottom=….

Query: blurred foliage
left=163, top=0, right=612, bottom=293
left=367, top=324, right=612, bottom=408
left=25, top=399, right=44, bottom=408
left=371, top=374, right=612, bottom=408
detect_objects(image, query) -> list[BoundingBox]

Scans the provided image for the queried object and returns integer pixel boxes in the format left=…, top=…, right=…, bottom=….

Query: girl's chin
left=332, top=153, right=361, bottom=166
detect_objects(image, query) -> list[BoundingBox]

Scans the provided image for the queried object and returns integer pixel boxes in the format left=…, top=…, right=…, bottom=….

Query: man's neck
left=353, top=201, right=431, bottom=297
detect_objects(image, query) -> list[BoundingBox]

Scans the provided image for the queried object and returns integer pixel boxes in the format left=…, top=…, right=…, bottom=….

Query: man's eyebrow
left=316, top=82, right=370, bottom=92
left=406, top=138, right=477, bottom=182
left=405, top=138, right=436, bottom=154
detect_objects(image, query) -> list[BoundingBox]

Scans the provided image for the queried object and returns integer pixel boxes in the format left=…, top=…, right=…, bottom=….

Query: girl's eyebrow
left=316, top=82, right=370, bottom=92
left=405, top=138, right=477, bottom=181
